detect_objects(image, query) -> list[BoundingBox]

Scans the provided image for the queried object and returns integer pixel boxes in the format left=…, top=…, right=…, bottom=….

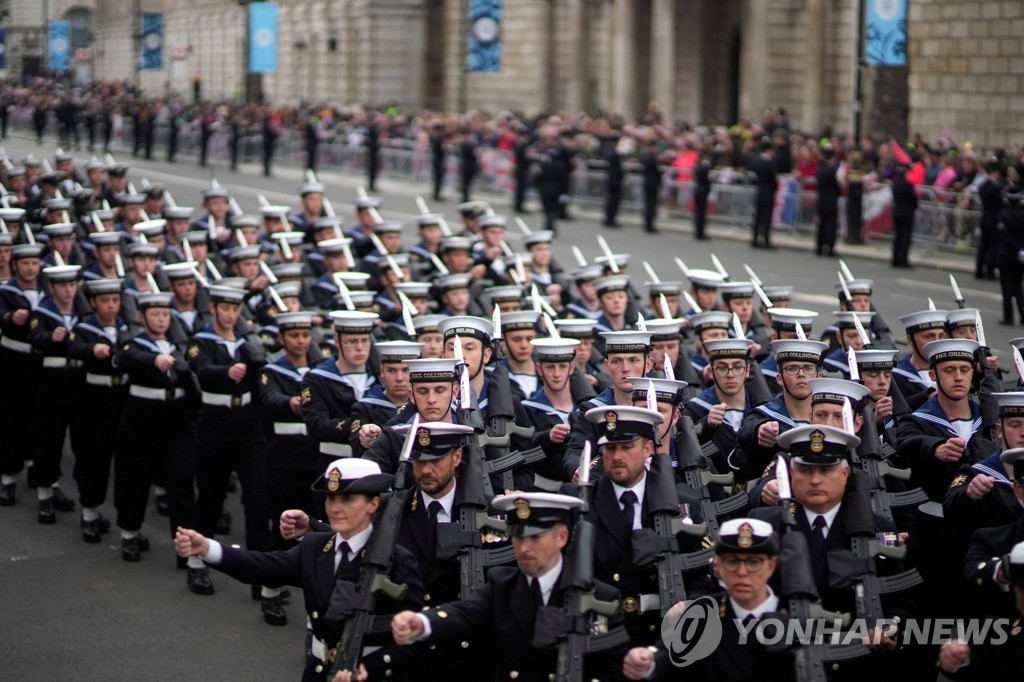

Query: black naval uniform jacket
left=115, top=332, right=198, bottom=413
left=560, top=475, right=706, bottom=645
left=301, top=357, right=377, bottom=468
left=749, top=503, right=913, bottom=622
left=894, top=396, right=994, bottom=503
left=962, top=515, right=1024, bottom=620
left=0, top=279, right=43, bottom=385
left=348, top=384, right=402, bottom=458
left=650, top=593, right=794, bottom=682
left=27, top=299, right=86, bottom=406
left=422, top=565, right=627, bottom=682
left=395, top=480, right=500, bottom=679
left=209, top=528, right=423, bottom=682
left=258, top=357, right=318, bottom=473
left=187, top=326, right=265, bottom=438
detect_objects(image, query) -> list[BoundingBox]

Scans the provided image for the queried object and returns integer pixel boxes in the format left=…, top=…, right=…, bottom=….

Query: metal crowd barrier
left=7, top=110, right=982, bottom=255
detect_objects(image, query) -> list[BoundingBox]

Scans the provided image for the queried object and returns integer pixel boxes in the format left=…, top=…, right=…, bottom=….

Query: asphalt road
left=0, top=133, right=1013, bottom=680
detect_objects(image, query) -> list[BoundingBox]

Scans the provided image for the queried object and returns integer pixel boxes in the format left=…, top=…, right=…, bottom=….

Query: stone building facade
left=2, top=1, right=1022, bottom=150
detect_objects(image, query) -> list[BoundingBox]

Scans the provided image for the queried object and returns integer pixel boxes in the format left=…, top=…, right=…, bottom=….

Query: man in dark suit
left=564, top=405, right=705, bottom=644
left=815, top=146, right=841, bottom=257
left=390, top=491, right=628, bottom=681
left=976, top=159, right=1003, bottom=280
left=748, top=137, right=777, bottom=249
left=891, top=164, right=917, bottom=268
left=176, top=458, right=423, bottom=682
left=623, top=518, right=793, bottom=682
left=750, top=425, right=909, bottom=674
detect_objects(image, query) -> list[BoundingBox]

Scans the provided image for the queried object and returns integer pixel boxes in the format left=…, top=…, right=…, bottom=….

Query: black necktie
left=531, top=578, right=545, bottom=608
left=620, top=490, right=638, bottom=530
left=426, top=500, right=443, bottom=551
left=337, top=541, right=351, bottom=569
left=809, top=515, right=827, bottom=557
left=812, top=515, right=827, bottom=541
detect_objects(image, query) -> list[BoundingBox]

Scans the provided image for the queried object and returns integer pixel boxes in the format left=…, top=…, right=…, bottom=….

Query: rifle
left=973, top=311, right=1000, bottom=440
left=631, top=447, right=715, bottom=617
left=435, top=425, right=515, bottom=597
left=392, top=414, right=420, bottom=492
left=827, top=469, right=922, bottom=627
left=675, top=414, right=748, bottom=540
left=734, top=313, right=774, bottom=406
left=774, top=457, right=871, bottom=682
left=854, top=405, right=928, bottom=522
left=328, top=492, right=410, bottom=677
left=482, top=362, right=545, bottom=491
left=454, top=335, right=524, bottom=498
left=537, top=444, right=631, bottom=681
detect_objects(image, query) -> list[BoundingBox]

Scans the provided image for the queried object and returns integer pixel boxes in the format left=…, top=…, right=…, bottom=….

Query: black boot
left=261, top=595, right=287, bottom=626
left=38, top=498, right=56, bottom=524
left=81, top=517, right=102, bottom=543
left=187, top=567, right=215, bottom=595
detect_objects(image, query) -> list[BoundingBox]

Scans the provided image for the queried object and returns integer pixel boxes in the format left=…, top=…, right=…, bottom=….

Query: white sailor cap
left=478, top=214, right=508, bottom=230
left=161, top=262, right=199, bottom=281
left=270, top=281, right=302, bottom=299
left=415, top=214, right=444, bottom=228
left=127, top=242, right=160, bottom=258
left=275, top=311, right=316, bottom=330
left=645, top=318, right=684, bottom=341
left=717, top=518, right=779, bottom=555
left=704, top=338, right=754, bottom=360
left=311, top=216, right=344, bottom=232
left=438, top=315, right=493, bottom=341
left=762, top=285, right=794, bottom=303
left=595, top=253, right=630, bottom=270
left=403, top=357, right=459, bottom=383
left=572, top=264, right=605, bottom=283
left=329, top=310, right=379, bottom=334
left=771, top=339, right=829, bottom=365
left=354, top=196, right=383, bottom=210
left=500, top=310, right=541, bottom=333
left=258, top=205, right=291, bottom=218
left=83, top=278, right=124, bottom=297
left=835, top=279, right=873, bottom=297
left=319, top=237, right=353, bottom=256
left=592, top=275, right=630, bottom=297
left=298, top=182, right=325, bottom=196
left=719, top=281, right=755, bottom=300
left=435, top=273, right=471, bottom=292
left=922, top=339, right=979, bottom=365
left=689, top=311, right=733, bottom=333
left=374, top=220, right=403, bottom=235
left=413, top=314, right=447, bottom=334
left=227, top=245, right=262, bottom=262
left=132, top=219, right=167, bottom=238
left=456, top=200, right=489, bottom=217
left=852, top=349, right=899, bottom=371
left=768, top=307, right=818, bottom=332
left=394, top=281, right=432, bottom=299
left=599, top=330, right=654, bottom=354
left=273, top=231, right=305, bottom=246
left=628, top=376, right=688, bottom=405
left=523, top=230, right=555, bottom=248
left=646, top=280, right=683, bottom=296
left=531, top=338, right=580, bottom=362
left=687, top=268, right=725, bottom=290
left=440, top=236, right=473, bottom=252
left=946, top=308, right=981, bottom=329
left=41, top=222, right=76, bottom=238
left=335, top=272, right=372, bottom=289
left=833, top=310, right=875, bottom=330
left=485, top=285, right=523, bottom=304
left=164, top=206, right=194, bottom=220
left=43, top=264, right=81, bottom=282
left=809, top=378, right=871, bottom=409
left=899, top=309, right=949, bottom=334
left=553, top=318, right=598, bottom=339
left=209, top=285, right=247, bottom=304
left=375, top=340, right=424, bottom=363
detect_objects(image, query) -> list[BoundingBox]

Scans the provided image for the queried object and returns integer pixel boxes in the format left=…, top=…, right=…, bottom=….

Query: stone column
left=803, top=0, right=825, bottom=133
left=611, top=0, right=637, bottom=116
left=650, top=0, right=676, bottom=123
left=739, top=0, right=768, bottom=120
left=564, top=0, right=589, bottom=113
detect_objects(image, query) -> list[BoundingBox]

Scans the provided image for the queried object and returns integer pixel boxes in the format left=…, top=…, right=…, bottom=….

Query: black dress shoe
left=135, top=533, right=151, bottom=551
left=187, top=567, right=215, bottom=595
left=261, top=596, right=287, bottom=626
left=0, top=483, right=14, bottom=506
left=121, top=537, right=142, bottom=562
left=81, top=518, right=102, bottom=543
left=155, top=494, right=169, bottom=516
left=216, top=509, right=232, bottom=535
left=38, top=498, right=56, bottom=524
left=51, top=487, right=76, bottom=512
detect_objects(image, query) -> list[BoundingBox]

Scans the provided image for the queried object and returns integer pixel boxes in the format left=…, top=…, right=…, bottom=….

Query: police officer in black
left=68, top=278, right=130, bottom=542
left=748, top=137, right=777, bottom=249
left=187, top=284, right=270, bottom=595
left=816, top=145, right=841, bottom=257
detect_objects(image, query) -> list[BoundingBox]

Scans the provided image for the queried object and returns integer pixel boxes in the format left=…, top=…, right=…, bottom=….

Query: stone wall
left=908, top=0, right=1024, bottom=151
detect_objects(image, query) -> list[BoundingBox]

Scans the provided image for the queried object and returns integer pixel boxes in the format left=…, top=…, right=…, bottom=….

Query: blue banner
left=468, top=0, right=502, bottom=73
left=248, top=2, right=279, bottom=74
left=142, top=14, right=164, bottom=70
left=0, top=30, right=7, bottom=71
left=865, top=0, right=907, bottom=66
left=48, top=21, right=70, bottom=73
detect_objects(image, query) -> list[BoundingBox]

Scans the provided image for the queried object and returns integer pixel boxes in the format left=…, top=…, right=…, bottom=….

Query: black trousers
left=541, top=192, right=560, bottom=232
left=1000, top=260, right=1024, bottom=322
left=892, top=213, right=914, bottom=266
left=200, top=132, right=211, bottom=167
left=461, top=168, right=476, bottom=203
left=976, top=223, right=998, bottom=277
left=167, top=126, right=178, bottom=162
left=605, top=179, right=622, bottom=225
left=693, top=190, right=709, bottom=237
left=817, top=206, right=838, bottom=254
left=432, top=161, right=445, bottom=200
left=266, top=467, right=317, bottom=551
left=753, top=195, right=774, bottom=244
left=114, top=399, right=196, bottom=535
left=643, top=184, right=659, bottom=232
left=27, top=398, right=75, bottom=489
left=0, top=376, right=36, bottom=477
left=195, top=426, right=270, bottom=551
left=263, top=139, right=275, bottom=176
left=70, top=385, right=127, bottom=509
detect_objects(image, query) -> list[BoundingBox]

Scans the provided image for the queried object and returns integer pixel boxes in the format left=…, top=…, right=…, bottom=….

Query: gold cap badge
left=605, top=411, right=618, bottom=432
left=326, top=467, right=341, bottom=493
left=809, top=430, right=825, bottom=454
left=737, top=522, right=754, bottom=548
left=418, top=428, right=431, bottom=447
left=515, top=498, right=531, bottom=520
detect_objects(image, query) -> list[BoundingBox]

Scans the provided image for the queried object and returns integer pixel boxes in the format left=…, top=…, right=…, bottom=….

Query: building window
left=67, top=8, right=92, bottom=49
